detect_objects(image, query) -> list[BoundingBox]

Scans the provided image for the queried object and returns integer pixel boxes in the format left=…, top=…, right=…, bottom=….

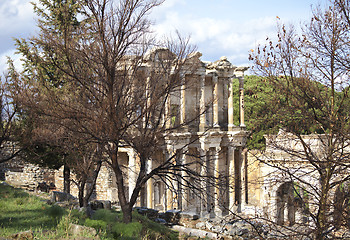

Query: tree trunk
left=63, top=164, right=70, bottom=194
left=110, top=145, right=131, bottom=223
left=78, top=181, right=86, bottom=208
left=316, top=175, right=330, bottom=240
left=121, top=204, right=132, bottom=223
left=83, top=161, right=102, bottom=207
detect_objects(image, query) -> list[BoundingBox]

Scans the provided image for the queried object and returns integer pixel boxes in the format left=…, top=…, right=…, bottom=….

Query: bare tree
left=250, top=0, right=350, bottom=239
left=9, top=0, right=214, bottom=224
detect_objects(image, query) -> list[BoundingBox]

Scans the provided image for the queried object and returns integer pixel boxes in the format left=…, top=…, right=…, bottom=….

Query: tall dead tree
left=9, top=0, right=214, bottom=223
left=250, top=0, right=350, bottom=239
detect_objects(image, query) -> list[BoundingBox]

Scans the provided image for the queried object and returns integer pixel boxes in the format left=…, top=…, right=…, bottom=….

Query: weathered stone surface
left=163, top=209, right=181, bottom=225
left=205, top=221, right=214, bottom=231
left=134, top=207, right=159, bottom=220
left=88, top=200, right=102, bottom=210
left=172, top=225, right=219, bottom=239
left=154, top=218, right=167, bottom=224
left=178, top=212, right=200, bottom=228
left=87, top=200, right=111, bottom=211
left=1, top=159, right=55, bottom=192
left=195, top=221, right=206, bottom=230
left=179, top=212, right=199, bottom=220
left=11, top=230, right=34, bottom=240
left=50, top=191, right=76, bottom=202
left=69, top=223, right=97, bottom=237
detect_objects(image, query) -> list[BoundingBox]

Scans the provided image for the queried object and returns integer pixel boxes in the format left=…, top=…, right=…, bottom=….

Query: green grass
left=0, top=182, right=178, bottom=239
left=0, top=182, right=59, bottom=236
left=86, top=208, right=179, bottom=240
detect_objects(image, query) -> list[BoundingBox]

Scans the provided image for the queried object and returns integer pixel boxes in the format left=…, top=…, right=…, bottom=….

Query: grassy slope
left=0, top=182, right=178, bottom=239
left=0, top=182, right=58, bottom=236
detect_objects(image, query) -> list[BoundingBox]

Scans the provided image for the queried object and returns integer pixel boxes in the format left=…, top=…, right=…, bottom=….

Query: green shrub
left=85, top=219, right=107, bottom=230
left=92, top=209, right=117, bottom=223
left=112, top=222, right=142, bottom=239
left=46, top=205, right=65, bottom=222
left=70, top=209, right=88, bottom=224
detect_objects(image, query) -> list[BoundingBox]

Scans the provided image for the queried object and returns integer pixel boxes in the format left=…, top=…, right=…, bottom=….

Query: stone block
left=89, top=200, right=112, bottom=210
left=69, top=223, right=97, bottom=236
left=50, top=191, right=76, bottom=202
left=195, top=221, right=206, bottom=230
left=155, top=218, right=167, bottom=224
left=164, top=209, right=181, bottom=224
left=134, top=207, right=159, bottom=220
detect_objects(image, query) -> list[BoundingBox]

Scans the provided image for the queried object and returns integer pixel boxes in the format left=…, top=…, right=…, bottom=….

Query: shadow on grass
left=0, top=183, right=61, bottom=234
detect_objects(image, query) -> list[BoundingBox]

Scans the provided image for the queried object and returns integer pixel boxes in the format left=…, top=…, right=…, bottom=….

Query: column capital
left=214, top=146, right=221, bottom=152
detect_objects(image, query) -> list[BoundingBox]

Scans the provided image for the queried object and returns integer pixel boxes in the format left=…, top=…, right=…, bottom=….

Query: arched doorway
left=276, top=181, right=307, bottom=226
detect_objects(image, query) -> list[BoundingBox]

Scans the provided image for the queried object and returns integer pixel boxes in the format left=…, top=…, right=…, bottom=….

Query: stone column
left=235, top=67, right=248, bottom=127
left=234, top=148, right=242, bottom=213
left=228, top=146, right=236, bottom=212
left=164, top=96, right=171, bottom=128
left=228, top=78, right=235, bottom=131
left=199, top=74, right=206, bottom=132
left=175, top=150, right=183, bottom=210
left=164, top=149, right=175, bottom=210
left=213, top=146, right=222, bottom=217
left=128, top=150, right=137, bottom=202
left=212, top=74, right=219, bottom=128
left=146, top=158, right=153, bottom=209
left=181, top=148, right=188, bottom=211
left=180, top=74, right=186, bottom=126
left=199, top=147, right=208, bottom=217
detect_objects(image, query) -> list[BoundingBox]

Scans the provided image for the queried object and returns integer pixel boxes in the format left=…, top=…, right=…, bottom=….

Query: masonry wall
left=1, top=160, right=55, bottom=191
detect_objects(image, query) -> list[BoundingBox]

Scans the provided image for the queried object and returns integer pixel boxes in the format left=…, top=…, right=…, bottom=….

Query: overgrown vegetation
left=0, top=182, right=178, bottom=239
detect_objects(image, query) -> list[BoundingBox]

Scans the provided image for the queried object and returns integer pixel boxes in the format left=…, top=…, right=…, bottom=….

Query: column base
left=214, top=208, right=222, bottom=218
left=227, top=124, right=235, bottom=131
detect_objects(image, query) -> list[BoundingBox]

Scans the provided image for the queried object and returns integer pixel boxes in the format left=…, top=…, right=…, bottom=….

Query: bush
left=92, top=209, right=117, bottom=223
left=70, top=209, right=88, bottom=224
left=46, top=205, right=65, bottom=222
left=112, top=222, right=142, bottom=239
left=85, top=219, right=107, bottom=230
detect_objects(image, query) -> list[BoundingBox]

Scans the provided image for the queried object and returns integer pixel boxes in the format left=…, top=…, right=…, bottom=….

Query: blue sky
left=0, top=0, right=324, bottom=73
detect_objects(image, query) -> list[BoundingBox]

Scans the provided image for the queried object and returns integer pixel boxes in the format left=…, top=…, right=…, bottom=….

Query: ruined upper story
left=140, top=48, right=249, bottom=134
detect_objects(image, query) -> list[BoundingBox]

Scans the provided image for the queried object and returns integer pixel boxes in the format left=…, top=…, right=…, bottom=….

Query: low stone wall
left=2, top=161, right=55, bottom=191
left=54, top=164, right=119, bottom=203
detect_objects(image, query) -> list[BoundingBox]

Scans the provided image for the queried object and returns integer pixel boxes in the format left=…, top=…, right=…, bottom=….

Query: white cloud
left=0, top=0, right=39, bottom=55
left=152, top=11, right=277, bottom=66
left=157, top=0, right=185, bottom=9
left=0, top=0, right=37, bottom=34
left=0, top=48, right=23, bottom=76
